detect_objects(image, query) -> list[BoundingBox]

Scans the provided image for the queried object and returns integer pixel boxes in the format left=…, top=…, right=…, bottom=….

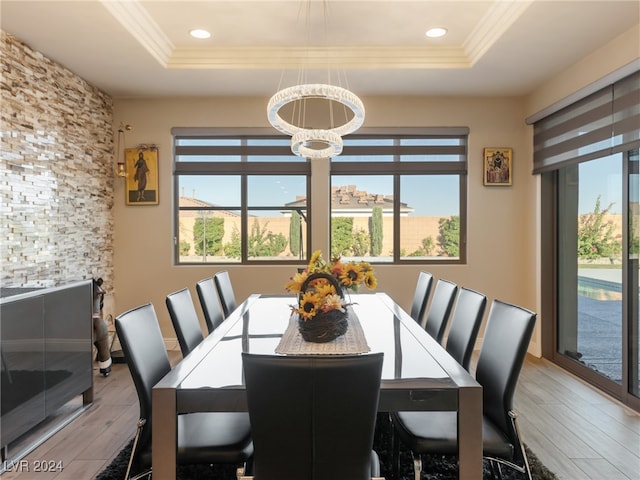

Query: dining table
left=152, top=292, right=482, bottom=480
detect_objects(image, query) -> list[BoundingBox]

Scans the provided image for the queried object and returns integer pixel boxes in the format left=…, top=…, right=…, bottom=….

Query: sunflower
left=339, top=263, right=364, bottom=287
left=364, top=271, right=377, bottom=289
left=313, top=281, right=336, bottom=297
left=359, top=261, right=373, bottom=273
left=284, top=271, right=308, bottom=293
left=296, top=292, right=322, bottom=320
left=307, top=250, right=322, bottom=271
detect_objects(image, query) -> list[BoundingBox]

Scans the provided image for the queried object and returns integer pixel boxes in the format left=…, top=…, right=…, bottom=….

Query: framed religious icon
left=483, top=147, right=512, bottom=186
left=125, top=148, right=159, bottom=205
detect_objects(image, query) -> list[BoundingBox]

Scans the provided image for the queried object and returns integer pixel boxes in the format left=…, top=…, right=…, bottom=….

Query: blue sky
left=578, top=153, right=622, bottom=214
left=179, top=174, right=460, bottom=216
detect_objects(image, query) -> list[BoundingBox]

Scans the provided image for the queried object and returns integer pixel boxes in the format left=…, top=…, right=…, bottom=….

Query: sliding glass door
left=557, top=155, right=623, bottom=384
left=555, top=149, right=639, bottom=407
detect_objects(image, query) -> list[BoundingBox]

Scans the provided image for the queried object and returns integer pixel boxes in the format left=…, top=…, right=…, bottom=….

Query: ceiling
left=1, top=1, right=638, bottom=99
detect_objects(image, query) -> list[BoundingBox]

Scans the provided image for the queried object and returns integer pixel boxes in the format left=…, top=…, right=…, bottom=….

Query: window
left=173, top=130, right=310, bottom=264
left=330, top=131, right=467, bottom=263
left=173, top=128, right=467, bottom=265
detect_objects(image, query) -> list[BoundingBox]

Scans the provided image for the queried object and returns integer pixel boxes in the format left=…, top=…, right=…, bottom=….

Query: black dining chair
left=166, top=287, right=205, bottom=357
left=115, top=303, right=253, bottom=480
left=409, top=271, right=433, bottom=325
left=214, top=270, right=238, bottom=318
left=444, top=286, right=487, bottom=371
left=423, top=278, right=458, bottom=344
left=391, top=300, right=537, bottom=480
left=195, top=277, right=225, bottom=334
left=241, top=352, right=385, bottom=480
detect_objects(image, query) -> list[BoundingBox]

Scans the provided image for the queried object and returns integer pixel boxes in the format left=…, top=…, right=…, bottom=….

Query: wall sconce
left=115, top=122, right=132, bottom=177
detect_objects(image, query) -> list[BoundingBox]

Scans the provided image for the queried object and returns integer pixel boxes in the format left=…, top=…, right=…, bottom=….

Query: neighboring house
left=284, top=185, right=414, bottom=217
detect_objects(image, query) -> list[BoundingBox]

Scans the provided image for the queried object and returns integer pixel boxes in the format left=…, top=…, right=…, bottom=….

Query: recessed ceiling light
left=426, top=27, right=447, bottom=38
left=190, top=29, right=211, bottom=39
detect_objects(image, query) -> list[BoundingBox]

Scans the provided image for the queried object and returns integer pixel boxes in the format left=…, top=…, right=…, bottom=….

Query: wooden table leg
left=153, top=385, right=177, bottom=480
left=457, top=383, right=483, bottom=480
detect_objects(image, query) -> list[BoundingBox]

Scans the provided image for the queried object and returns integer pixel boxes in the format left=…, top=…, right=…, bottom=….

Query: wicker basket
left=297, top=273, right=348, bottom=343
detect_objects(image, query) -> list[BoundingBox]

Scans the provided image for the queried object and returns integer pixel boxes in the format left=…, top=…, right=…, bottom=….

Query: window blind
left=533, top=71, right=639, bottom=174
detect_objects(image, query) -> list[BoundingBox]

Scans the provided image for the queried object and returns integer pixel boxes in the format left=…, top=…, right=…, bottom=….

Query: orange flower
left=330, top=260, right=345, bottom=278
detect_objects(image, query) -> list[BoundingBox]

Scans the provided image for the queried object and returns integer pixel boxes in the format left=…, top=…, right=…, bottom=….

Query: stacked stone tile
left=0, top=31, right=115, bottom=297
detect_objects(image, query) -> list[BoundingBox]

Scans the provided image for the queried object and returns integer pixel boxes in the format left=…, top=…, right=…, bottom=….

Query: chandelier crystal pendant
left=267, top=83, right=364, bottom=159
left=266, top=2, right=365, bottom=159
left=291, top=129, right=343, bottom=159
left=267, top=83, right=365, bottom=159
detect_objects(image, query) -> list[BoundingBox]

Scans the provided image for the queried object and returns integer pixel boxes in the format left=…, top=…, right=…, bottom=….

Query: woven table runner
left=275, top=307, right=370, bottom=355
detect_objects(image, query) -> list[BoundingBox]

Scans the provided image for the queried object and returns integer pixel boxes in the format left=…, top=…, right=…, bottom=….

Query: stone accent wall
left=0, top=32, right=114, bottom=294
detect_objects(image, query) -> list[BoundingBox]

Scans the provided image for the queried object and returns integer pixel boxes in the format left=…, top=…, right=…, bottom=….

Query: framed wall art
left=483, top=147, right=512, bottom=186
left=125, top=147, right=159, bottom=205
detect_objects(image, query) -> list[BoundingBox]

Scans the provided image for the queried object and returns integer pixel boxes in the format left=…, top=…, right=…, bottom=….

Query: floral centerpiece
left=285, top=250, right=377, bottom=342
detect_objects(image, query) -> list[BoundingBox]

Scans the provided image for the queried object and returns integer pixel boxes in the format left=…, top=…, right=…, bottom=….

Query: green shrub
left=193, top=216, right=224, bottom=256
left=369, top=206, right=383, bottom=256
left=438, top=216, right=459, bottom=257
left=332, top=217, right=354, bottom=257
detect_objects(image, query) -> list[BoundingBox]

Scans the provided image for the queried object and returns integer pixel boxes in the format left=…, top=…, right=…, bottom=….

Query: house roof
left=178, top=196, right=240, bottom=217
left=286, top=185, right=413, bottom=214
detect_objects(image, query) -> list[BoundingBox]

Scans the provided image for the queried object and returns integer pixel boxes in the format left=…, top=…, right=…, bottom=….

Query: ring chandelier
left=291, top=129, right=343, bottom=159
left=267, top=83, right=365, bottom=159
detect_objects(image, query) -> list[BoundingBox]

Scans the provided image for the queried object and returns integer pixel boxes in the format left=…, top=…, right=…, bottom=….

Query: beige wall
left=112, top=94, right=540, bottom=352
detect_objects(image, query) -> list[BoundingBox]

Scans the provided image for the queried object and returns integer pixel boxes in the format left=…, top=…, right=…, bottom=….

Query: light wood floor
left=2, top=353, right=638, bottom=480
left=514, top=356, right=640, bottom=480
